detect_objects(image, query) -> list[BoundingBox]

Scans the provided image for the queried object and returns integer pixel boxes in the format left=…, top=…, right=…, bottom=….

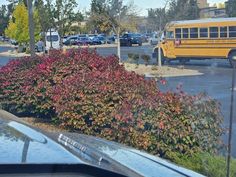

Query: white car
left=45, top=29, right=60, bottom=51
left=149, top=33, right=159, bottom=45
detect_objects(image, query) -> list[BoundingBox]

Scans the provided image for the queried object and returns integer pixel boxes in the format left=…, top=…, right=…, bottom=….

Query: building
left=199, top=6, right=227, bottom=18
left=197, top=0, right=209, bottom=8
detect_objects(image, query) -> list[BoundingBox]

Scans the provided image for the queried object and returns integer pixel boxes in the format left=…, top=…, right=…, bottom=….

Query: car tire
left=139, top=42, right=142, bottom=46
left=128, top=41, right=132, bottom=47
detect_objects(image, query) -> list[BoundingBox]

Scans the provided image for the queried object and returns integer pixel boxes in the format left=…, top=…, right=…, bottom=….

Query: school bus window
left=200, top=28, right=208, bottom=38
left=175, top=28, right=181, bottom=38
left=220, top=27, right=227, bottom=38
left=229, top=26, right=236, bottom=37
left=166, top=31, right=174, bottom=39
left=210, top=27, right=218, bottom=38
left=182, top=28, right=189, bottom=38
left=190, top=28, right=198, bottom=38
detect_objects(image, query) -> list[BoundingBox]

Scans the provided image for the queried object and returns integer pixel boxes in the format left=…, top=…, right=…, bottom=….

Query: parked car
left=98, top=33, right=106, bottom=38
left=92, top=36, right=109, bottom=45
left=120, top=33, right=142, bottom=46
left=78, top=34, right=87, bottom=38
left=135, top=33, right=148, bottom=43
left=45, top=29, right=61, bottom=51
left=0, top=36, right=4, bottom=41
left=77, top=37, right=92, bottom=45
left=35, top=40, right=45, bottom=52
left=3, top=36, right=10, bottom=42
left=149, top=33, right=159, bottom=45
left=0, top=112, right=204, bottom=177
left=107, top=36, right=115, bottom=43
left=92, top=37, right=102, bottom=45
left=88, top=34, right=97, bottom=40
left=62, top=36, right=69, bottom=43
left=10, top=39, right=18, bottom=46
left=63, top=35, right=78, bottom=46
left=98, top=36, right=107, bottom=44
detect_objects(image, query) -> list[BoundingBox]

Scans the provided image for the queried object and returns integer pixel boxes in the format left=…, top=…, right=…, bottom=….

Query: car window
left=46, top=35, right=59, bottom=41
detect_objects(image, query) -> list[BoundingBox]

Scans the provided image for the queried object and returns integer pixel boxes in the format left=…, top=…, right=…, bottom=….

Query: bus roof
left=169, top=17, right=236, bottom=26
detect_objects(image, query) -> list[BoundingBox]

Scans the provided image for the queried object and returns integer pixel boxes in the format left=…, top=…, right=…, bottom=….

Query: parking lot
left=0, top=44, right=235, bottom=157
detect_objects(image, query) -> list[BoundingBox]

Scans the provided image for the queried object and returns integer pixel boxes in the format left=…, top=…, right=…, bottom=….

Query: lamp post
left=117, top=0, right=121, bottom=61
left=158, top=14, right=162, bottom=67
left=226, top=55, right=236, bottom=177
left=27, top=0, right=36, bottom=57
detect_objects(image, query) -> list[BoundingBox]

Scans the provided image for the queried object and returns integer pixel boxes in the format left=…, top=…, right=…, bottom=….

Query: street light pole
left=226, top=58, right=236, bottom=177
left=158, top=15, right=162, bottom=67
left=27, top=0, right=36, bottom=57
left=117, top=0, right=121, bottom=61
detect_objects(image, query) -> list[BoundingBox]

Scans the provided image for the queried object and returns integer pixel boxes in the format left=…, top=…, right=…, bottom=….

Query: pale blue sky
left=0, top=0, right=225, bottom=16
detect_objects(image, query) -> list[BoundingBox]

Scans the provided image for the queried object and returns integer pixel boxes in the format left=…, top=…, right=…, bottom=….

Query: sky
left=0, top=0, right=226, bottom=16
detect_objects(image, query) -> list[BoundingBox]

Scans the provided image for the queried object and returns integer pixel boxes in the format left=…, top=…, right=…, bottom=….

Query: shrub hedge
left=166, top=152, right=236, bottom=177
left=0, top=48, right=224, bottom=157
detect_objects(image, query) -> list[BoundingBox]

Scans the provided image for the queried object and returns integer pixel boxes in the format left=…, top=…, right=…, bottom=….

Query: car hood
left=0, top=119, right=82, bottom=164
left=54, top=133, right=204, bottom=177
left=0, top=116, right=204, bottom=177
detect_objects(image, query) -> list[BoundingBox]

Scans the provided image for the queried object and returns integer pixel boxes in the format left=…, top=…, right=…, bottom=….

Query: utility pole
left=158, top=14, right=162, bottom=67
left=226, top=58, right=236, bottom=177
left=117, top=0, right=121, bottom=61
left=27, top=0, right=36, bottom=57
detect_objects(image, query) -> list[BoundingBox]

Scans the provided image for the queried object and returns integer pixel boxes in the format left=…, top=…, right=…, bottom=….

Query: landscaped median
left=0, top=48, right=234, bottom=176
left=124, top=63, right=203, bottom=77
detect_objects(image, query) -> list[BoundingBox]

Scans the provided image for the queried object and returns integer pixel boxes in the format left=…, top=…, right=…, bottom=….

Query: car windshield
left=46, top=35, right=59, bottom=42
left=0, top=0, right=236, bottom=177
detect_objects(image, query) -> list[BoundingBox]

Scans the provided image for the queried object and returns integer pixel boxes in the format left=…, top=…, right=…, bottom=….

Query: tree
left=34, top=0, right=53, bottom=34
left=147, top=0, right=199, bottom=33
left=88, top=0, right=138, bottom=59
left=185, top=0, right=199, bottom=20
left=147, top=7, right=168, bottom=32
left=88, top=0, right=138, bottom=34
left=226, top=0, right=236, bottom=17
left=167, top=0, right=199, bottom=21
left=53, top=0, right=83, bottom=37
left=0, top=5, right=9, bottom=36
left=89, top=0, right=110, bottom=33
left=5, top=3, right=41, bottom=45
left=217, top=3, right=225, bottom=8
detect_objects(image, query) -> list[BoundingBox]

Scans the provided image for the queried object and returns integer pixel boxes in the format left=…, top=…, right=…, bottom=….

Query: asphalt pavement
left=0, top=46, right=14, bottom=66
left=0, top=44, right=235, bottom=157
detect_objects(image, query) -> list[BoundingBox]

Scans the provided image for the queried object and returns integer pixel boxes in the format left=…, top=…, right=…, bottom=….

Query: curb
left=0, top=109, right=19, bottom=121
left=0, top=109, right=34, bottom=127
left=0, top=109, right=54, bottom=135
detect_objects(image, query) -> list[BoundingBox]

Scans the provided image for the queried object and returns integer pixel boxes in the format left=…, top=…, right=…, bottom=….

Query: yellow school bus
left=153, top=17, right=236, bottom=66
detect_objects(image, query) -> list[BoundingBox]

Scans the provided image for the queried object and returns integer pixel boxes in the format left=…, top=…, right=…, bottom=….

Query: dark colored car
left=92, top=37, right=102, bottom=45
left=0, top=110, right=204, bottom=177
left=10, top=39, right=18, bottom=46
left=77, top=37, right=92, bottom=45
left=108, top=36, right=116, bottom=43
left=92, top=36, right=109, bottom=45
left=63, top=36, right=78, bottom=46
left=120, top=33, right=142, bottom=47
